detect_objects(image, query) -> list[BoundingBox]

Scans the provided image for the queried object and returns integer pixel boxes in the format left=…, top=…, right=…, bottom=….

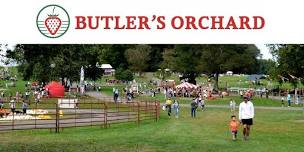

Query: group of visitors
left=283, top=93, right=302, bottom=107
left=164, top=86, right=212, bottom=98
left=243, top=88, right=303, bottom=108
left=190, top=95, right=206, bottom=118
left=163, top=94, right=206, bottom=118
left=163, top=98, right=180, bottom=118
left=0, top=97, right=29, bottom=118
left=123, top=87, right=134, bottom=101
left=0, top=84, right=48, bottom=118
left=239, top=90, right=254, bottom=100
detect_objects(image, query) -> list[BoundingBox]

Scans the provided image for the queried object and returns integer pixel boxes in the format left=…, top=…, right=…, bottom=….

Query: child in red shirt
left=229, top=115, right=239, bottom=141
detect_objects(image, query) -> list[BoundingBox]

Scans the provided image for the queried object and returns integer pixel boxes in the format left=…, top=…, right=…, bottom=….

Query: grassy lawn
left=0, top=107, right=304, bottom=152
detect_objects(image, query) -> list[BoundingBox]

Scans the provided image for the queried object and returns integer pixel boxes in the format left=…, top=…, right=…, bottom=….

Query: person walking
left=165, top=98, right=173, bottom=116
left=113, top=87, right=116, bottom=101
left=114, top=88, right=119, bottom=103
left=0, top=98, right=3, bottom=109
left=35, top=92, right=41, bottom=104
left=173, top=100, right=179, bottom=118
left=287, top=93, right=291, bottom=107
left=22, top=101, right=28, bottom=115
left=201, top=98, right=206, bottom=111
left=239, top=97, right=254, bottom=141
left=240, top=90, right=244, bottom=99
left=191, top=98, right=198, bottom=118
left=229, top=115, right=240, bottom=141
left=296, top=95, right=301, bottom=105
left=9, top=98, right=16, bottom=114
left=281, top=97, right=285, bottom=107
left=229, top=99, right=236, bottom=112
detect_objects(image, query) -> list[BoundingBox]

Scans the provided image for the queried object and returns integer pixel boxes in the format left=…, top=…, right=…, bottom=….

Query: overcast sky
left=255, top=44, right=272, bottom=59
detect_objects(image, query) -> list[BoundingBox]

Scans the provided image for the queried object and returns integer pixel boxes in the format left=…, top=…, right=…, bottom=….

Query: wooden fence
left=0, top=100, right=160, bottom=133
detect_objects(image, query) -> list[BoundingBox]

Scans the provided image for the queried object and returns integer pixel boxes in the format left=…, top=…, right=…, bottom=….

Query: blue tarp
left=247, top=74, right=265, bottom=81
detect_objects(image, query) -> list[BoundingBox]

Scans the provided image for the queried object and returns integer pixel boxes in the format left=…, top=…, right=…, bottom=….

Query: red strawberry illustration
left=44, top=7, right=62, bottom=35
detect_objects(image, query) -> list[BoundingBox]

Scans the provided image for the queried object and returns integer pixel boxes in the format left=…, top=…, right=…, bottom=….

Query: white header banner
left=0, top=0, right=303, bottom=44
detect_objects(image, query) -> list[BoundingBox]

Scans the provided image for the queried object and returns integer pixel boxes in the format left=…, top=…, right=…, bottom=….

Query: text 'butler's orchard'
left=75, top=15, right=265, bottom=30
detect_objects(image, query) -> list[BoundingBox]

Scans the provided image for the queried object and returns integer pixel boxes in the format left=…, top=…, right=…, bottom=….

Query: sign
left=58, top=99, right=78, bottom=109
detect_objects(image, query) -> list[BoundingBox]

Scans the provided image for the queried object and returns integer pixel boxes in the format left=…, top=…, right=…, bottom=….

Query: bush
left=115, top=68, right=134, bottom=82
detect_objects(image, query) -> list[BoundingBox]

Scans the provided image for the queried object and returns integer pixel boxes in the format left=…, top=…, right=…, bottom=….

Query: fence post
left=154, top=101, right=157, bottom=122
left=156, top=101, right=160, bottom=121
left=104, top=102, right=107, bottom=128
left=55, top=103, right=59, bottom=133
left=137, top=102, right=140, bottom=126
left=35, top=103, right=37, bottom=129
left=145, top=101, right=148, bottom=117
left=74, top=100, right=77, bottom=128
left=12, top=107, right=15, bottom=130
left=90, top=102, right=93, bottom=127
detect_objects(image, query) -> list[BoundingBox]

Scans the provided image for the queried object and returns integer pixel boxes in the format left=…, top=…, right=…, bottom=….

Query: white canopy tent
left=176, top=82, right=197, bottom=89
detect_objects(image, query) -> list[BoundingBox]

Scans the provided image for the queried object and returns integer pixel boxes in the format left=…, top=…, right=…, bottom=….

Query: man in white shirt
left=239, top=97, right=254, bottom=141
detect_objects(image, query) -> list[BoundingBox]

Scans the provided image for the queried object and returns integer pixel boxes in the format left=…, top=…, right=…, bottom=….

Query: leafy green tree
left=268, top=44, right=304, bottom=87
left=256, top=59, right=276, bottom=75
left=125, top=44, right=152, bottom=76
left=171, top=45, right=203, bottom=84
left=5, top=44, right=104, bottom=84
left=198, top=44, right=260, bottom=90
left=99, top=44, right=131, bottom=69
left=32, top=62, right=50, bottom=82
left=155, top=68, right=172, bottom=81
left=115, top=68, right=134, bottom=81
left=161, top=48, right=176, bottom=70
left=147, top=45, right=174, bottom=71
left=168, top=45, right=260, bottom=89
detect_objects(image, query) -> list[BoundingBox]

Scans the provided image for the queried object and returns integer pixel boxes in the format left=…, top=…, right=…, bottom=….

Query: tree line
left=1, top=44, right=289, bottom=90
left=267, top=44, right=304, bottom=88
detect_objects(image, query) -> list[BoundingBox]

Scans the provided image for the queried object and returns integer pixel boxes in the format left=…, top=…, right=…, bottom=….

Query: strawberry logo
left=44, top=7, right=62, bottom=35
left=37, top=5, right=70, bottom=38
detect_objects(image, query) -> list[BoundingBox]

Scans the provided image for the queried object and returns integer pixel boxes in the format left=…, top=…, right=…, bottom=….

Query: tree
left=256, top=59, right=276, bottom=75
left=154, top=68, right=172, bottom=81
left=147, top=45, right=174, bottom=71
left=198, top=44, right=260, bottom=90
left=98, top=44, right=131, bottom=69
left=161, top=48, right=176, bottom=70
left=5, top=44, right=104, bottom=84
left=125, top=44, right=152, bottom=76
left=115, top=68, right=134, bottom=81
left=32, top=62, right=50, bottom=82
left=168, top=45, right=260, bottom=89
left=167, top=45, right=203, bottom=84
left=268, top=44, right=304, bottom=87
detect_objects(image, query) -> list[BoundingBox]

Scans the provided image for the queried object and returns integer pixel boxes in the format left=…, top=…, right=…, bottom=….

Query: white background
left=0, top=0, right=303, bottom=44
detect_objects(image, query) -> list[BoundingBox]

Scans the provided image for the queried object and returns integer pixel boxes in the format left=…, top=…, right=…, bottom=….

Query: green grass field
left=0, top=107, right=303, bottom=152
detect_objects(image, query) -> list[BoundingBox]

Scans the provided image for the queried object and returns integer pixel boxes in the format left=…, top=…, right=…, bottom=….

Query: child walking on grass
left=229, top=115, right=239, bottom=141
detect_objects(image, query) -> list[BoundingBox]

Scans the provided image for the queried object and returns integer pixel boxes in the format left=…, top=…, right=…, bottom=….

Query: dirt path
left=86, top=91, right=304, bottom=111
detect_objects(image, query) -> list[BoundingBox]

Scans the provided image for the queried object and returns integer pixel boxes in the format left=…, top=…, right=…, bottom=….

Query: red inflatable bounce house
left=44, top=81, right=65, bottom=98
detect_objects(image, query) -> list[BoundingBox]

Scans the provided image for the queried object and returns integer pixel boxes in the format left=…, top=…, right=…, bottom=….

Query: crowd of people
left=163, top=94, right=206, bottom=118
left=0, top=97, right=29, bottom=118
left=164, top=86, right=213, bottom=99
left=0, top=83, right=49, bottom=118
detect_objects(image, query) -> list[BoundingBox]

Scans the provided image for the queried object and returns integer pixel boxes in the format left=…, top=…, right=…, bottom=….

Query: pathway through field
left=86, top=91, right=304, bottom=111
